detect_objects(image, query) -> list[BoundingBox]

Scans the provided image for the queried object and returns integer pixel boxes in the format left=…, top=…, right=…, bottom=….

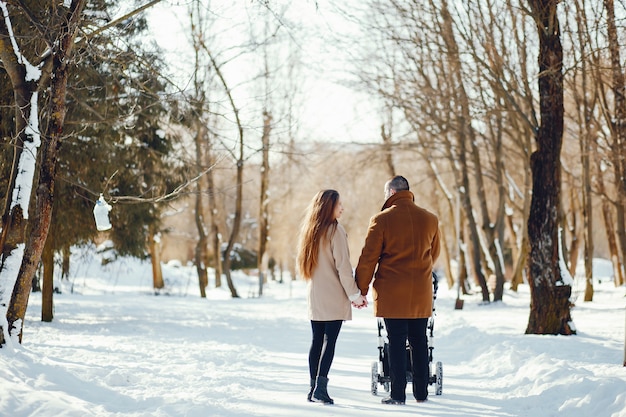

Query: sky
left=1, top=244, right=625, bottom=417
left=145, top=0, right=380, bottom=144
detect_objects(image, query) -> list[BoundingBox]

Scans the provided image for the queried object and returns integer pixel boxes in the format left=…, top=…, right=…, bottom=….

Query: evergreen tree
left=1, top=1, right=185, bottom=334
left=50, top=1, right=184, bottom=260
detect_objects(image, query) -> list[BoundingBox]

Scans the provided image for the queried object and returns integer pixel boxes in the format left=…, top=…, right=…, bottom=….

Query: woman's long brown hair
left=297, top=190, right=339, bottom=279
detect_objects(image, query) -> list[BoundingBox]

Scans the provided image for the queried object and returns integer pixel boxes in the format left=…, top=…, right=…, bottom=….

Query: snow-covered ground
left=1, top=246, right=625, bottom=417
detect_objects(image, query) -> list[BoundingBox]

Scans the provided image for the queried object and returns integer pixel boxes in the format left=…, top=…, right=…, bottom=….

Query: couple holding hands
left=297, top=175, right=441, bottom=406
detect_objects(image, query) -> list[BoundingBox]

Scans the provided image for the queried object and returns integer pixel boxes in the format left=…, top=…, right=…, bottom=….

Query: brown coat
left=355, top=190, right=440, bottom=318
left=307, top=223, right=360, bottom=321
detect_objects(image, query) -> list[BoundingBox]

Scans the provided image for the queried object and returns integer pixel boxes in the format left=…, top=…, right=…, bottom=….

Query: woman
left=297, top=189, right=367, bottom=404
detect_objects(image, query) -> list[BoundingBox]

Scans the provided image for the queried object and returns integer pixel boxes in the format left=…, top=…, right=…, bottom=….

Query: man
left=355, top=175, right=440, bottom=405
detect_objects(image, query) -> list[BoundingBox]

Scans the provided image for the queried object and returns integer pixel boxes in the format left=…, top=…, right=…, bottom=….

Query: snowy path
left=2, top=274, right=625, bottom=417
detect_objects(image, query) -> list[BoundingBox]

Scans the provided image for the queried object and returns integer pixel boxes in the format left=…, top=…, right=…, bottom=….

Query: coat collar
left=381, top=190, right=414, bottom=211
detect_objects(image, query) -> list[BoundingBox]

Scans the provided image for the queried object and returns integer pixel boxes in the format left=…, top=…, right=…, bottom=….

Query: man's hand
left=351, top=294, right=368, bottom=309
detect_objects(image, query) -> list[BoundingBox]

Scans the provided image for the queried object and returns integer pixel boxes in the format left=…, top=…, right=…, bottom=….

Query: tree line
left=1, top=0, right=625, bottom=347
left=335, top=0, right=626, bottom=334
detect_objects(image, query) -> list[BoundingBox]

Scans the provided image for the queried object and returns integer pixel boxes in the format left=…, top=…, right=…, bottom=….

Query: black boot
left=312, top=376, right=334, bottom=404
left=307, top=378, right=315, bottom=402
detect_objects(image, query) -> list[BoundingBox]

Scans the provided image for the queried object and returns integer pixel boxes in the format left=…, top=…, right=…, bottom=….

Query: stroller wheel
left=371, top=361, right=379, bottom=395
left=435, top=361, right=443, bottom=395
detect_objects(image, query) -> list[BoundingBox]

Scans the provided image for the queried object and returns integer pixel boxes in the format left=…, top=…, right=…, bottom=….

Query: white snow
left=559, top=228, right=575, bottom=287
left=8, top=92, right=41, bottom=220
left=1, top=2, right=43, bottom=220
left=0, top=243, right=25, bottom=347
left=1, top=247, right=625, bottom=417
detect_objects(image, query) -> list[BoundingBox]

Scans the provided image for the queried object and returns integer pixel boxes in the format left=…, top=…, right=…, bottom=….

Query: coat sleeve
left=431, top=224, right=441, bottom=263
left=332, top=224, right=360, bottom=298
left=355, top=215, right=384, bottom=295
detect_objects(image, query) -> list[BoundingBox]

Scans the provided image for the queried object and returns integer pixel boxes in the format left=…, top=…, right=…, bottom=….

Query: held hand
left=351, top=294, right=368, bottom=309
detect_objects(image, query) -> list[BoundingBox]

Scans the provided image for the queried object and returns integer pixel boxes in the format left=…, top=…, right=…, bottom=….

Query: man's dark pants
left=384, top=317, right=429, bottom=402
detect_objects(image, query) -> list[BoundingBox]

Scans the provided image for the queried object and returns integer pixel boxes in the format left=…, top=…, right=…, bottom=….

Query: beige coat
left=307, top=223, right=360, bottom=321
left=355, top=190, right=440, bottom=318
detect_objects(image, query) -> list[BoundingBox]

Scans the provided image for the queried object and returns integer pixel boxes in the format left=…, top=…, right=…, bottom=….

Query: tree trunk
left=425, top=159, right=456, bottom=289
left=0, top=12, right=33, bottom=257
left=562, top=188, right=580, bottom=278
left=510, top=235, right=528, bottom=292
left=583, top=4, right=623, bottom=287
left=222, top=152, right=243, bottom=299
left=148, top=231, right=164, bottom=291
left=0, top=208, right=27, bottom=267
left=456, top=223, right=471, bottom=295
left=604, top=0, right=626, bottom=286
left=193, top=124, right=208, bottom=298
left=439, top=225, right=454, bottom=289
left=525, top=0, right=574, bottom=335
left=381, top=121, right=395, bottom=177
left=194, top=183, right=208, bottom=298
left=558, top=205, right=570, bottom=271
left=257, top=111, right=272, bottom=297
left=488, top=120, right=507, bottom=302
left=509, top=130, right=533, bottom=292
left=41, top=237, right=54, bottom=323
left=0, top=5, right=39, bottom=346
left=205, top=46, right=241, bottom=298
left=572, top=4, right=594, bottom=302
left=460, top=181, right=489, bottom=301
left=220, top=117, right=243, bottom=298
left=4, top=1, right=86, bottom=344
left=581, top=160, right=594, bottom=302
left=211, top=220, right=222, bottom=288
left=603, top=204, right=623, bottom=288
left=440, top=0, right=490, bottom=302
left=61, top=244, right=70, bottom=280
left=591, top=133, right=624, bottom=287
left=189, top=19, right=209, bottom=298
left=207, top=164, right=222, bottom=288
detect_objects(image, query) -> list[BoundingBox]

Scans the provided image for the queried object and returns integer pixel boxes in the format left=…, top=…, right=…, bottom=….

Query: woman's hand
left=351, top=294, right=368, bottom=309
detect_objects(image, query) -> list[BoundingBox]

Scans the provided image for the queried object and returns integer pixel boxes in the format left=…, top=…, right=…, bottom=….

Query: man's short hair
left=388, top=175, right=409, bottom=192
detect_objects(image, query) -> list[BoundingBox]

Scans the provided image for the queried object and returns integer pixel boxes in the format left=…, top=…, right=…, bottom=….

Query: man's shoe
left=416, top=398, right=428, bottom=403
left=381, top=397, right=405, bottom=405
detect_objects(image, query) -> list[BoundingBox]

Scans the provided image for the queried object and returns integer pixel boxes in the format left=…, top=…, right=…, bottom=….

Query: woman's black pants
left=309, top=320, right=343, bottom=379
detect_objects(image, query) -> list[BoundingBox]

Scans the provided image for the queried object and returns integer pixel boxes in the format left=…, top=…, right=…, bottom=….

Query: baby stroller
left=370, top=272, right=443, bottom=396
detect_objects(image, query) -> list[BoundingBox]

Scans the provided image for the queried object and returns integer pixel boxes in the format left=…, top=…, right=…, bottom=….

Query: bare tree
left=603, top=0, right=626, bottom=287
left=576, top=0, right=626, bottom=289
left=567, top=0, right=596, bottom=301
left=525, top=0, right=574, bottom=335
left=438, top=0, right=496, bottom=302
left=256, top=7, right=277, bottom=296
left=188, top=0, right=213, bottom=297
left=352, top=0, right=554, bottom=303
left=207, top=151, right=224, bottom=289
left=257, top=111, right=271, bottom=295
left=380, top=105, right=396, bottom=178
left=210, top=54, right=243, bottom=298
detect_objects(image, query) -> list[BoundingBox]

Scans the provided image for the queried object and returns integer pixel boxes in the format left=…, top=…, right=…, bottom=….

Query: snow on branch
left=0, top=2, right=42, bottom=81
